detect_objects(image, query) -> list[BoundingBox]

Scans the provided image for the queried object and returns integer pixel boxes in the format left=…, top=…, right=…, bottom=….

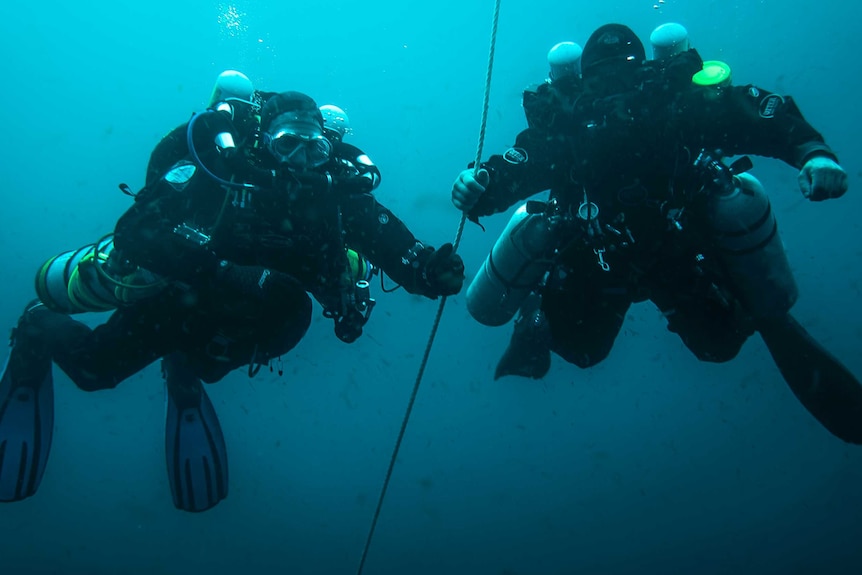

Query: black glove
left=420, top=243, right=465, bottom=297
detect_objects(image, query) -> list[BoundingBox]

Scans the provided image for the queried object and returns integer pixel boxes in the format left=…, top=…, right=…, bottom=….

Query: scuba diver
left=503, top=24, right=766, bottom=379
left=0, top=87, right=465, bottom=511
left=146, top=72, right=386, bottom=322
left=451, top=23, right=862, bottom=444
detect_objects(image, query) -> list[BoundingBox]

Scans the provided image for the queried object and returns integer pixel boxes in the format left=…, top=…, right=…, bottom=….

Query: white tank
left=547, top=42, right=583, bottom=82
left=208, top=70, right=254, bottom=108
left=466, top=204, right=560, bottom=326
left=650, top=23, right=689, bottom=60
left=320, top=104, right=353, bottom=141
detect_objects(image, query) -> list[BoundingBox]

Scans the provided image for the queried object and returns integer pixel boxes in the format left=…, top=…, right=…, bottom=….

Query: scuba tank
left=466, top=200, right=563, bottom=326
left=35, top=240, right=118, bottom=314
left=523, top=41, right=583, bottom=130
left=35, top=236, right=167, bottom=314
left=649, top=23, right=690, bottom=60
left=648, top=22, right=732, bottom=90
left=547, top=41, right=583, bottom=82
left=320, top=104, right=353, bottom=143
left=696, top=152, right=798, bottom=320
left=208, top=70, right=255, bottom=111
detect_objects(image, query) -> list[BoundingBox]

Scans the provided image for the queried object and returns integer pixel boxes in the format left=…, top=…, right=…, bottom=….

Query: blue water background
left=0, top=1, right=860, bottom=574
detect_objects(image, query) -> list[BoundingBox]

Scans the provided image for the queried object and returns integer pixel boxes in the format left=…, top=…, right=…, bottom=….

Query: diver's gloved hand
left=798, top=156, right=848, bottom=201
left=452, top=168, right=489, bottom=212
left=420, top=243, right=465, bottom=297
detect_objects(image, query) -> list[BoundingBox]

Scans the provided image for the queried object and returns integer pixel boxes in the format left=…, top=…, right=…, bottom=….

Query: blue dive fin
left=164, top=354, right=229, bottom=512
left=0, top=352, right=54, bottom=502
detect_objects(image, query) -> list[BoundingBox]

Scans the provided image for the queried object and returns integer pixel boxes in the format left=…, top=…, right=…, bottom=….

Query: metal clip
left=594, top=248, right=610, bottom=272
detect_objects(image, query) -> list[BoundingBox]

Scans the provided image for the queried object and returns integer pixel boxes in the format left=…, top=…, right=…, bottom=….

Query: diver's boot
left=495, top=294, right=552, bottom=380
left=0, top=300, right=55, bottom=502
left=163, top=352, right=229, bottom=512
left=758, top=313, right=862, bottom=444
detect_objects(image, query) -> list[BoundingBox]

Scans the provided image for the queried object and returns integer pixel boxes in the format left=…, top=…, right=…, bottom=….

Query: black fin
left=759, top=314, right=862, bottom=444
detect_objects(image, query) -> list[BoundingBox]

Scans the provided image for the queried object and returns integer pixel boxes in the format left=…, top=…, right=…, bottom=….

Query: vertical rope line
left=355, top=2, right=503, bottom=573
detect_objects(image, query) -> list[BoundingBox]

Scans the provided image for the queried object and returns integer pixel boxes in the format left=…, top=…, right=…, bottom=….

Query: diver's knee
left=73, top=373, right=121, bottom=392
left=552, top=340, right=612, bottom=368
left=683, top=335, right=748, bottom=363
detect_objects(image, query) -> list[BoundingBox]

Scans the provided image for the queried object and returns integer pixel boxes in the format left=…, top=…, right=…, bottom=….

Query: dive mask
left=264, top=111, right=332, bottom=169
